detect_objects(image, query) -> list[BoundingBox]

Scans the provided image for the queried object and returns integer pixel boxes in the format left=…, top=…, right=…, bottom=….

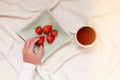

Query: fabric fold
left=1, top=0, right=120, bottom=80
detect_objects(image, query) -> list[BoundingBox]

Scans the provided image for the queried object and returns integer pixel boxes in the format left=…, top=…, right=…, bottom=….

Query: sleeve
left=18, top=62, right=36, bottom=80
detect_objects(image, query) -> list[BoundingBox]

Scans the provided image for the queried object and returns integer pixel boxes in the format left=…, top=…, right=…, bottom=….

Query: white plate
left=17, top=10, right=72, bottom=62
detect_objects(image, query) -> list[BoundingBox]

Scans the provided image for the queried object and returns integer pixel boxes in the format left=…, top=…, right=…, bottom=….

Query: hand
left=23, top=37, right=44, bottom=65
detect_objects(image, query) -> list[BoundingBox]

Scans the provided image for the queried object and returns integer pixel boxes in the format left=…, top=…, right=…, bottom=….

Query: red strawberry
left=37, top=36, right=45, bottom=45
left=46, top=35, right=55, bottom=43
left=51, top=29, right=58, bottom=37
left=35, top=26, right=42, bottom=34
left=43, top=25, right=52, bottom=34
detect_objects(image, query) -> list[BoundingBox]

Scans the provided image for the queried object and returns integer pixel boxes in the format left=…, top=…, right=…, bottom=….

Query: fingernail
left=42, top=44, right=44, bottom=47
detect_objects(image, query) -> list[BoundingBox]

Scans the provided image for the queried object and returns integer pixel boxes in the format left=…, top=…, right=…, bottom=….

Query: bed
left=0, top=0, right=120, bottom=80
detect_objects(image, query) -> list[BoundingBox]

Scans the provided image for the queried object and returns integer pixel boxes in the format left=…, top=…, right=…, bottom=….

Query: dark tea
left=76, top=26, right=96, bottom=45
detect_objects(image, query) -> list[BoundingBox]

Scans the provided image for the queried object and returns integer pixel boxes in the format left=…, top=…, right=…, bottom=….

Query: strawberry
left=35, top=26, right=42, bottom=34
left=51, top=29, right=58, bottom=37
left=43, top=25, right=52, bottom=34
left=37, top=36, right=45, bottom=45
left=46, top=35, right=55, bottom=43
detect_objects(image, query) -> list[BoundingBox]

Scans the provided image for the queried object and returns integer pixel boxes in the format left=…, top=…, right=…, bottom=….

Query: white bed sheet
left=0, top=0, right=120, bottom=80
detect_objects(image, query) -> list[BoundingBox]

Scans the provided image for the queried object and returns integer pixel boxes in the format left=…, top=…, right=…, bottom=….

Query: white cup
left=71, top=26, right=98, bottom=48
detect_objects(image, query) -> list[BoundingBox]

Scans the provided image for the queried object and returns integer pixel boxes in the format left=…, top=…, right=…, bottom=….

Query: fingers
left=24, top=37, right=44, bottom=58
left=26, top=37, right=35, bottom=44
left=24, top=37, right=36, bottom=47
left=24, top=37, right=39, bottom=51
left=23, top=37, right=36, bottom=53
left=37, top=45, right=44, bottom=59
left=29, top=37, right=39, bottom=50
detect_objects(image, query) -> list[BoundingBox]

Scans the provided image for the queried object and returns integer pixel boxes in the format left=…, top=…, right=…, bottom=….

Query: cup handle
left=70, top=30, right=76, bottom=34
left=70, top=30, right=76, bottom=39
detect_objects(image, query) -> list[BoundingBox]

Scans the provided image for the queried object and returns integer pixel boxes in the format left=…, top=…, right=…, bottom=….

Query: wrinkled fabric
left=0, top=0, right=120, bottom=80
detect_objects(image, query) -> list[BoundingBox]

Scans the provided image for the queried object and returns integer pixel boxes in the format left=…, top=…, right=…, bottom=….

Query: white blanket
left=0, top=0, right=120, bottom=80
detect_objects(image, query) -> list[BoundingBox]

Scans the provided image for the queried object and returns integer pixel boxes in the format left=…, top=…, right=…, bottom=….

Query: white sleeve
left=19, top=62, right=36, bottom=80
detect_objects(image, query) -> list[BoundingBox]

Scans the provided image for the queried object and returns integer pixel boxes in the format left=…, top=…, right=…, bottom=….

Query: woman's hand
left=23, top=37, right=44, bottom=65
